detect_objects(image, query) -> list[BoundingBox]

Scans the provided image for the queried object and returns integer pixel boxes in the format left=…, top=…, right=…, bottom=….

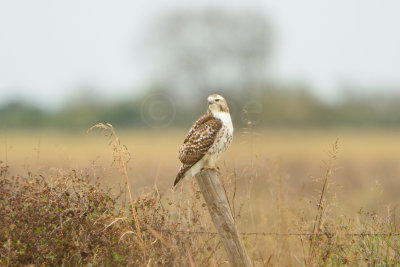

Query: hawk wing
left=179, top=113, right=222, bottom=165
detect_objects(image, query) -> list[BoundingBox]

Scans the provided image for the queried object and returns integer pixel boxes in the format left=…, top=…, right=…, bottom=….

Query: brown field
left=1, top=127, right=400, bottom=265
left=3, top=128, right=400, bottom=207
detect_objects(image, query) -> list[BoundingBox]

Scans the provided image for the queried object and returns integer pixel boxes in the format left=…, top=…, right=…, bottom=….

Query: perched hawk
left=173, top=94, right=233, bottom=187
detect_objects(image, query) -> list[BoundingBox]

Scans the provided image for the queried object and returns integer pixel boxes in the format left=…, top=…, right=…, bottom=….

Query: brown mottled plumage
left=173, top=94, right=233, bottom=188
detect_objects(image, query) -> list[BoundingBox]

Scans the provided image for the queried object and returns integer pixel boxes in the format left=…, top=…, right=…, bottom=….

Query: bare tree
left=146, top=8, right=272, bottom=102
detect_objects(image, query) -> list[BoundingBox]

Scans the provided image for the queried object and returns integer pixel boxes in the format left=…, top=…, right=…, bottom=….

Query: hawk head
left=207, top=94, right=229, bottom=113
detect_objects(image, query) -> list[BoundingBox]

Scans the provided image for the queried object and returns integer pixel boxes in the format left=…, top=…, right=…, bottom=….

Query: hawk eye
left=215, top=99, right=220, bottom=102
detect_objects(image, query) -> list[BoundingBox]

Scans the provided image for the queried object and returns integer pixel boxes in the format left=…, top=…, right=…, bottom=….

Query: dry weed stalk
left=88, top=123, right=144, bottom=247
left=241, top=107, right=260, bottom=232
left=307, top=139, right=339, bottom=266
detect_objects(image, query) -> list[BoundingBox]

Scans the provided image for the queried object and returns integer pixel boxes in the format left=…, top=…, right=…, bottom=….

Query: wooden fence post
left=195, top=169, right=253, bottom=267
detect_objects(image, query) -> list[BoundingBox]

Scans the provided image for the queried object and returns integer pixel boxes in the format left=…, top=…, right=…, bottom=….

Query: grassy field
left=1, top=127, right=400, bottom=265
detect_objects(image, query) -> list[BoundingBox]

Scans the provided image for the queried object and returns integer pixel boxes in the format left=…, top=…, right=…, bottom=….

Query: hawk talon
left=202, top=166, right=220, bottom=174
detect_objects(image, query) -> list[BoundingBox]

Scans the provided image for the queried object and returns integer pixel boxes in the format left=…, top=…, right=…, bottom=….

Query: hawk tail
left=173, top=164, right=191, bottom=188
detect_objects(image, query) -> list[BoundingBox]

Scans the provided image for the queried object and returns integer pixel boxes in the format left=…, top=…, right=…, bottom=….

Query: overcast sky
left=1, top=0, right=400, bottom=109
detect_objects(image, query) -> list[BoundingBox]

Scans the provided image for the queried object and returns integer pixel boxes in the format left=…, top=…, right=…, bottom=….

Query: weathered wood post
left=196, top=169, right=253, bottom=267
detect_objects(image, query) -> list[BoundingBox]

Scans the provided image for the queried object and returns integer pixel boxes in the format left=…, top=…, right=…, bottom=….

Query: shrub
left=0, top=162, right=217, bottom=266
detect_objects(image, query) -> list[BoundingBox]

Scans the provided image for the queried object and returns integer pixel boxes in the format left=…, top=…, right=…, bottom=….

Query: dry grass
left=1, top=127, right=400, bottom=266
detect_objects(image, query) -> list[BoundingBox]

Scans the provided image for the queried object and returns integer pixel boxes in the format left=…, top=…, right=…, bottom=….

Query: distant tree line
left=1, top=87, right=400, bottom=130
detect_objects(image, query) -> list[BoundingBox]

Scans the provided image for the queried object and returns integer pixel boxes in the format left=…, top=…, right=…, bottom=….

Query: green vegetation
left=1, top=88, right=400, bottom=130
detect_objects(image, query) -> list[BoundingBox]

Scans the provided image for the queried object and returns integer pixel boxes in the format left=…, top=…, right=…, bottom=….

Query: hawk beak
left=208, top=100, right=214, bottom=105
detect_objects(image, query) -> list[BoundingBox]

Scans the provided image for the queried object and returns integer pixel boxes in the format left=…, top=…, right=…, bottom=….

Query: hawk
left=173, top=94, right=233, bottom=187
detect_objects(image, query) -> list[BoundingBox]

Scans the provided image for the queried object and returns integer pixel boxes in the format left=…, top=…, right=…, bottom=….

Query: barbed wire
left=161, top=229, right=400, bottom=237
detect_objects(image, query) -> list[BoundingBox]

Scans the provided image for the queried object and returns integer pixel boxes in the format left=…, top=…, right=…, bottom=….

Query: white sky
left=0, top=0, right=400, bottom=108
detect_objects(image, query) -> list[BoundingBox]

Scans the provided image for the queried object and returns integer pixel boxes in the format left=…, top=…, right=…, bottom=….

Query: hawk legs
left=201, top=166, right=220, bottom=174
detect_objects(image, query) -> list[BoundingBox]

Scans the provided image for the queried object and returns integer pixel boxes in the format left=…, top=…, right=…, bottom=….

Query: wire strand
left=161, top=229, right=400, bottom=237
